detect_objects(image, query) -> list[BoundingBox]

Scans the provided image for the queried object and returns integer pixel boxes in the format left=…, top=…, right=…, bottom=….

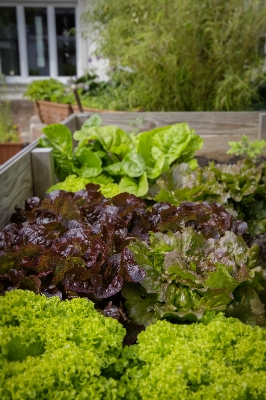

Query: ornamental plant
left=0, top=74, right=20, bottom=143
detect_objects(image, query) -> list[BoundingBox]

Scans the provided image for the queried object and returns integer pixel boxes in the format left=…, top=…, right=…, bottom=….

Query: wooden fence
left=0, top=111, right=266, bottom=230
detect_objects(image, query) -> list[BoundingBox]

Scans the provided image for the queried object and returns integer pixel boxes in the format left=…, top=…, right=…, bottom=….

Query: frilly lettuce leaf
left=123, top=227, right=264, bottom=325
left=153, top=163, right=229, bottom=205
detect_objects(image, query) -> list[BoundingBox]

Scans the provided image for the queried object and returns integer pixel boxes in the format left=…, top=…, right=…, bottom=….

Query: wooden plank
left=31, top=148, right=55, bottom=199
left=196, top=133, right=257, bottom=157
left=0, top=141, right=38, bottom=229
left=63, top=113, right=78, bottom=132
left=0, top=116, right=75, bottom=230
left=76, top=111, right=259, bottom=137
left=258, top=113, right=266, bottom=140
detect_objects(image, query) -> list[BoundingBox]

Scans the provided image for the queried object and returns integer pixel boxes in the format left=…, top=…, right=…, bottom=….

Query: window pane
left=0, top=7, right=20, bottom=75
left=55, top=8, right=76, bottom=76
left=25, top=8, right=49, bottom=76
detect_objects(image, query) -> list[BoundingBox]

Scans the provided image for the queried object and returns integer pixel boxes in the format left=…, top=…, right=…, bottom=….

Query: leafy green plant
left=122, top=315, right=266, bottom=399
left=227, top=134, right=266, bottom=161
left=39, top=115, right=202, bottom=196
left=24, top=78, right=74, bottom=104
left=82, top=0, right=266, bottom=111
left=122, top=204, right=265, bottom=326
left=2, top=291, right=266, bottom=399
left=47, top=174, right=120, bottom=198
left=0, top=290, right=126, bottom=400
left=151, top=158, right=266, bottom=236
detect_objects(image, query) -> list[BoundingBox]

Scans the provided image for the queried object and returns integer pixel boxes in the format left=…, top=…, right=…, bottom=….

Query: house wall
left=0, top=0, right=108, bottom=90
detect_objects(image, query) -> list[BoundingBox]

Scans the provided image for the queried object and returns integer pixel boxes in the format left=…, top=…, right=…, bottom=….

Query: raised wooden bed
left=37, top=100, right=73, bottom=124
left=1, top=111, right=266, bottom=230
left=0, top=142, right=24, bottom=165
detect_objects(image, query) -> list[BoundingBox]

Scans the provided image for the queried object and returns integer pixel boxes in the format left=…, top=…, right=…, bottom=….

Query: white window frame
left=0, top=1, right=80, bottom=84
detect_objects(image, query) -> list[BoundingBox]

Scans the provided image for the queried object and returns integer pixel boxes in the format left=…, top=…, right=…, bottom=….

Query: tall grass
left=82, top=0, right=266, bottom=111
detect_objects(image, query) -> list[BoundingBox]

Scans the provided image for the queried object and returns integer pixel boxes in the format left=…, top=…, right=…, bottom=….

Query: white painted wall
left=1, top=0, right=110, bottom=85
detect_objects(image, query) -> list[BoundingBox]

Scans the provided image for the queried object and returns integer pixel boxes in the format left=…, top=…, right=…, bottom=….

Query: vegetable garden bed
left=1, top=111, right=266, bottom=399
left=1, top=111, right=266, bottom=231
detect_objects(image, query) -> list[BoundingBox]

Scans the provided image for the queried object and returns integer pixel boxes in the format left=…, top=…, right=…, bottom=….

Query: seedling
left=227, top=135, right=266, bottom=161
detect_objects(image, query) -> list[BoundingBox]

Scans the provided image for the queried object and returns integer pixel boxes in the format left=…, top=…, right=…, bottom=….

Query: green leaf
left=74, top=147, right=102, bottom=177
left=81, top=114, right=102, bottom=129
left=145, top=155, right=169, bottom=179
left=122, top=152, right=146, bottom=177
left=137, top=123, right=202, bottom=172
left=119, top=172, right=148, bottom=197
left=74, top=126, right=132, bottom=157
left=205, top=263, right=239, bottom=292
left=104, top=162, right=124, bottom=176
left=42, top=124, right=73, bottom=157
left=122, top=283, right=158, bottom=326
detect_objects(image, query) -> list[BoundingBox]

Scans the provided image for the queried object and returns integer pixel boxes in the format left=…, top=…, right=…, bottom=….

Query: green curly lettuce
left=47, top=174, right=120, bottom=198
left=121, top=314, right=266, bottom=399
left=0, top=290, right=126, bottom=400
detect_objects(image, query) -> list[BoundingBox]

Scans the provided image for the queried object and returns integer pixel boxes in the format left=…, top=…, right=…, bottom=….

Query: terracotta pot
left=72, top=105, right=124, bottom=114
left=38, top=100, right=73, bottom=124
left=0, top=142, right=24, bottom=165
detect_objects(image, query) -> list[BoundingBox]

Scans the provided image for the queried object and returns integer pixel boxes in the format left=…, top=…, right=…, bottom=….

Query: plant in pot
left=0, top=98, right=22, bottom=165
left=24, top=78, right=75, bottom=124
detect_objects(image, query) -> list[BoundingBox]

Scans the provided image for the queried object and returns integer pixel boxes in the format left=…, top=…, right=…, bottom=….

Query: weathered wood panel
left=196, top=133, right=257, bottom=157
left=0, top=141, right=38, bottom=229
left=31, top=148, right=55, bottom=199
left=0, top=117, right=72, bottom=230
left=259, top=113, right=266, bottom=140
left=76, top=111, right=260, bottom=137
